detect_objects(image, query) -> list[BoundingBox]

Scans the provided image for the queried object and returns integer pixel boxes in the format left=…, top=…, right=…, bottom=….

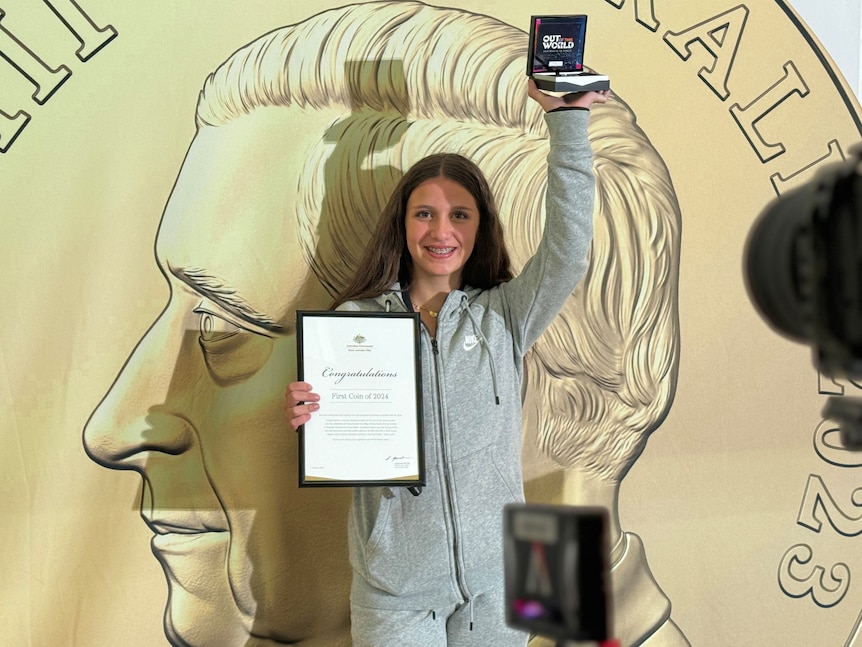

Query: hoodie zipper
left=426, top=327, right=471, bottom=606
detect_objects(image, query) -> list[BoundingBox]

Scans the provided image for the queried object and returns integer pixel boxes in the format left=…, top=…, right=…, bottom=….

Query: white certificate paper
left=297, top=311, right=424, bottom=487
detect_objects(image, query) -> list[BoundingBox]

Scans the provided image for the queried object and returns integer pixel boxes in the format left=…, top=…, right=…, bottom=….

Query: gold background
left=1, top=0, right=861, bottom=645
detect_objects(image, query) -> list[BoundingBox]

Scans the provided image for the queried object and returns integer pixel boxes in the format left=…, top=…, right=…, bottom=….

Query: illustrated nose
left=83, top=305, right=197, bottom=470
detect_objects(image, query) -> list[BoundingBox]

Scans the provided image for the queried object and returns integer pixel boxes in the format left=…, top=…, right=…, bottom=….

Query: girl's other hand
left=284, top=381, right=320, bottom=431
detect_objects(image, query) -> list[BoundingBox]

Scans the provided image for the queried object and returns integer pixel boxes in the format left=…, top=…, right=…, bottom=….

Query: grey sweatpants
left=350, top=590, right=529, bottom=647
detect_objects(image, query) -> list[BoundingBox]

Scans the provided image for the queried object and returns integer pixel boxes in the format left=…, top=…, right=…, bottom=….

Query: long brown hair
left=331, top=153, right=513, bottom=308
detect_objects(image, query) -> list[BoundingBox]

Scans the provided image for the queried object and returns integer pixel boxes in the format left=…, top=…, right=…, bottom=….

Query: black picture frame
left=296, top=310, right=425, bottom=488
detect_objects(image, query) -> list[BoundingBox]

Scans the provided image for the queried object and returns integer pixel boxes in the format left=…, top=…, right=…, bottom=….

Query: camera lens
left=744, top=183, right=813, bottom=344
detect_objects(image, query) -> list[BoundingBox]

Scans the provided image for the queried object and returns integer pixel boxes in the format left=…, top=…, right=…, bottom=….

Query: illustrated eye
left=192, top=306, right=273, bottom=385
left=196, top=310, right=241, bottom=342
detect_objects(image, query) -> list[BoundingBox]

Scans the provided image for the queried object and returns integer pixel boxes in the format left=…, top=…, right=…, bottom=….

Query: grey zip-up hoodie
left=338, top=109, right=595, bottom=614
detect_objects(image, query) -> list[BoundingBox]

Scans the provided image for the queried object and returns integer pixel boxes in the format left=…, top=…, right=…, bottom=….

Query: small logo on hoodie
left=463, top=334, right=480, bottom=351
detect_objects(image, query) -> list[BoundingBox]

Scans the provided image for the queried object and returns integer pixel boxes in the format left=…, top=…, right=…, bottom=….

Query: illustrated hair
left=194, top=1, right=549, bottom=296
left=522, top=93, right=682, bottom=482
left=195, top=2, right=543, bottom=132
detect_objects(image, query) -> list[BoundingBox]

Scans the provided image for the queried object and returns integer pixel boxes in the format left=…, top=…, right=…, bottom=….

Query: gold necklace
left=414, top=304, right=439, bottom=318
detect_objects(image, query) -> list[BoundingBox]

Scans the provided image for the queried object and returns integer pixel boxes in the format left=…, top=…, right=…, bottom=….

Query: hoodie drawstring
left=461, top=296, right=500, bottom=405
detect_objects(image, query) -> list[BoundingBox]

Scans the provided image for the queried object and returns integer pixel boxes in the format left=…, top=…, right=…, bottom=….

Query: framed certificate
left=296, top=310, right=425, bottom=487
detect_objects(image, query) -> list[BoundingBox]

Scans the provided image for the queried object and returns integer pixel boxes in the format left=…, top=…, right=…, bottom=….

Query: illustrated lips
left=144, top=510, right=229, bottom=538
left=148, top=515, right=230, bottom=554
left=151, top=528, right=229, bottom=554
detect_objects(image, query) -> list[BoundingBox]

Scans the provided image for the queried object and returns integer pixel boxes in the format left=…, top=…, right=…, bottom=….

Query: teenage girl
left=286, top=80, right=608, bottom=647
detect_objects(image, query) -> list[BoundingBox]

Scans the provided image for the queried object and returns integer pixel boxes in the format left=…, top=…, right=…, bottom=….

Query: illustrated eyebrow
left=169, top=265, right=282, bottom=332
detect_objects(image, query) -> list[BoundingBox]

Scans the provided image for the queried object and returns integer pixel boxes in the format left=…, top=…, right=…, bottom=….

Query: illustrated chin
left=163, top=597, right=297, bottom=647
left=161, top=585, right=248, bottom=646
left=155, top=548, right=257, bottom=646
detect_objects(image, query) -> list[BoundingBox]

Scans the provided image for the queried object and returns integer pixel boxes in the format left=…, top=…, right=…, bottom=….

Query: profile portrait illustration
left=82, top=2, right=686, bottom=646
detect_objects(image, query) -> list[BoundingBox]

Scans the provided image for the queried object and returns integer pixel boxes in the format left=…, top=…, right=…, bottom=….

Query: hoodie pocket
left=350, top=485, right=450, bottom=596
left=451, top=445, right=523, bottom=572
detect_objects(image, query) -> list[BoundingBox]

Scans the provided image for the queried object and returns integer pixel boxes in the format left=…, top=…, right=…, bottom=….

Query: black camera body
left=746, top=146, right=862, bottom=446
left=503, top=504, right=611, bottom=642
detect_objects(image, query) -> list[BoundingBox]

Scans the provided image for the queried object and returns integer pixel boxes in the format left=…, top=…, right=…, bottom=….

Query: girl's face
left=404, top=176, right=480, bottom=289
